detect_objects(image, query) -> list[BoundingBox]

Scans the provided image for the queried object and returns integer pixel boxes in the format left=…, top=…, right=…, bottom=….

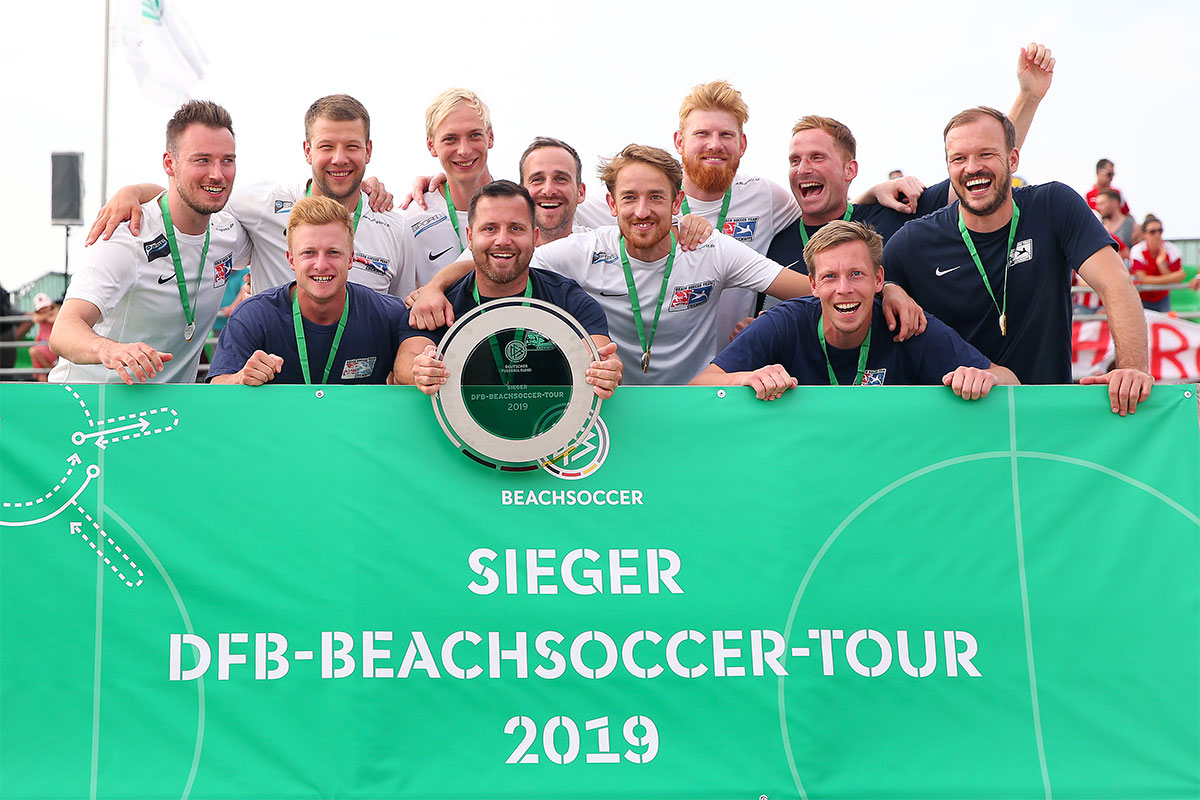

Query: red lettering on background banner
left=1150, top=322, right=1189, bottom=380
left=1071, top=321, right=1111, bottom=369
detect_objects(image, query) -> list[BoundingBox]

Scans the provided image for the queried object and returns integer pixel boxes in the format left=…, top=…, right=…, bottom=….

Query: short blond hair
left=285, top=196, right=354, bottom=250
left=791, top=115, right=856, bottom=161
left=425, top=88, right=491, bottom=139
left=678, top=80, right=749, bottom=132
left=802, top=220, right=883, bottom=275
left=598, top=144, right=683, bottom=197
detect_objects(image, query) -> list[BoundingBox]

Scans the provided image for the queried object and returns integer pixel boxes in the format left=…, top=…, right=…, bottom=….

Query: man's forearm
left=1102, top=280, right=1150, bottom=371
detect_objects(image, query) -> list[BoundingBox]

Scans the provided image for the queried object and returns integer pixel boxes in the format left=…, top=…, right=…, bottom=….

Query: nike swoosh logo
left=428, top=246, right=455, bottom=261
left=934, top=266, right=962, bottom=277
left=599, top=291, right=628, bottom=297
left=784, top=261, right=801, bottom=270
left=157, top=274, right=174, bottom=284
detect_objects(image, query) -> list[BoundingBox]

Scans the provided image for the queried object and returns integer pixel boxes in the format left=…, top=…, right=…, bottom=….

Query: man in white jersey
left=405, top=89, right=497, bottom=282
left=50, top=101, right=251, bottom=384
left=673, top=80, right=802, bottom=343
left=528, top=144, right=813, bottom=385
left=405, top=137, right=714, bottom=329
left=87, top=95, right=416, bottom=298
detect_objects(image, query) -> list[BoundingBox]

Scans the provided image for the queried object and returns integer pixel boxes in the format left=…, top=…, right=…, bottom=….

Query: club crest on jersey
left=341, top=357, right=377, bottom=380
left=353, top=252, right=390, bottom=276
left=668, top=281, right=714, bottom=312
left=143, top=234, right=171, bottom=263
left=212, top=253, right=234, bottom=287
left=722, top=217, right=758, bottom=241
left=592, top=250, right=619, bottom=265
left=411, top=214, right=448, bottom=238
left=863, top=369, right=887, bottom=386
left=274, top=200, right=293, bottom=214
left=1009, top=239, right=1034, bottom=266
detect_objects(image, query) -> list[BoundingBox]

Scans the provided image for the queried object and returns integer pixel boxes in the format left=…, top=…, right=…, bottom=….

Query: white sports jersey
left=50, top=197, right=252, bottom=384
left=531, top=226, right=783, bottom=385
left=683, top=175, right=801, bottom=344
left=574, top=194, right=617, bottom=229
left=228, top=181, right=417, bottom=297
left=405, top=190, right=470, bottom=285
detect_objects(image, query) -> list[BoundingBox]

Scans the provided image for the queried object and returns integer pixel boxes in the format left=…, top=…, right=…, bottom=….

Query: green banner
left=1, top=383, right=1198, bottom=799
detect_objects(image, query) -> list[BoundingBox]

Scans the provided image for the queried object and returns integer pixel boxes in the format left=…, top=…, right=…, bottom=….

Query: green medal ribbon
left=443, top=183, right=466, bottom=253
left=957, top=200, right=1020, bottom=336
left=158, top=194, right=209, bottom=342
left=798, top=203, right=854, bottom=247
left=680, top=188, right=732, bottom=234
left=816, top=314, right=871, bottom=385
left=305, top=182, right=363, bottom=231
left=472, top=274, right=534, bottom=384
left=619, top=232, right=677, bottom=373
left=291, top=287, right=350, bottom=384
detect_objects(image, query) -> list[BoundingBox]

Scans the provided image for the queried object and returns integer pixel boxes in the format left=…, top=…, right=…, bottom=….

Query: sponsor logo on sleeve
left=274, top=200, right=293, bottom=214
left=341, top=357, right=377, bottom=380
left=1009, top=239, right=1033, bottom=266
left=212, top=253, right=234, bottom=287
left=722, top=217, right=758, bottom=241
left=143, top=234, right=171, bottom=263
left=352, top=252, right=390, bottom=276
left=668, top=281, right=714, bottom=312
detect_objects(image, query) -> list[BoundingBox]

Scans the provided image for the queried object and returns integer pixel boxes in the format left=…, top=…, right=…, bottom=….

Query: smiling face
left=286, top=221, right=353, bottom=314
left=945, top=116, right=1018, bottom=222
left=304, top=116, right=371, bottom=203
left=810, top=240, right=883, bottom=349
left=427, top=102, right=493, bottom=184
left=675, top=109, right=746, bottom=196
left=788, top=128, right=857, bottom=224
left=606, top=161, right=683, bottom=260
left=164, top=123, right=236, bottom=219
left=468, top=194, right=539, bottom=295
left=521, top=146, right=584, bottom=243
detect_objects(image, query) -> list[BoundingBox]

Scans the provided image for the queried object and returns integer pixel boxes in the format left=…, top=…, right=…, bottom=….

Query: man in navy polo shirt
left=208, top=196, right=409, bottom=385
left=691, top=221, right=1017, bottom=401
left=766, top=43, right=1057, bottom=278
left=397, top=180, right=622, bottom=399
left=882, top=106, right=1152, bottom=415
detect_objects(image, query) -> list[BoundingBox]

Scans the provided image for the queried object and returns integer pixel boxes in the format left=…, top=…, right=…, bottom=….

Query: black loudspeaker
left=51, top=152, right=84, bottom=226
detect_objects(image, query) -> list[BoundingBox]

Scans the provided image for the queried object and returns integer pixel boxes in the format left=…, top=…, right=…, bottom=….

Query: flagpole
left=100, top=0, right=111, bottom=204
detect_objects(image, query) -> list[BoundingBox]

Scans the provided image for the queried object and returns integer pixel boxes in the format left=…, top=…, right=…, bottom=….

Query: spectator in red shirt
left=1129, top=215, right=1184, bottom=312
left=1086, top=158, right=1131, bottom=215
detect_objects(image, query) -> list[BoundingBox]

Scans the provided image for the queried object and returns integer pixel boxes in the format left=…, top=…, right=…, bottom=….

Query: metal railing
left=1071, top=282, right=1199, bottom=322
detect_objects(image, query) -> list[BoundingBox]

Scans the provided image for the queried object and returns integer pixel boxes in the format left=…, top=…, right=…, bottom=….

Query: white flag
left=116, top=0, right=208, bottom=105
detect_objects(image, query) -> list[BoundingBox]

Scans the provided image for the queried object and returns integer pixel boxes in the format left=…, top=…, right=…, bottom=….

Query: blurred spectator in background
left=1129, top=215, right=1184, bottom=312
left=1097, top=188, right=1140, bottom=262
left=26, top=293, right=60, bottom=381
left=888, top=169, right=904, bottom=180
left=1087, top=158, right=1131, bottom=215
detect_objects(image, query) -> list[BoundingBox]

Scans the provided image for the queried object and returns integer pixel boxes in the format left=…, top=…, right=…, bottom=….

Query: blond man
left=209, top=197, right=410, bottom=385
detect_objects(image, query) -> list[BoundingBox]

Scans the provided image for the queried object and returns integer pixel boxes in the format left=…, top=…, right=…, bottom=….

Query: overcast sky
left=3, top=0, right=1196, bottom=294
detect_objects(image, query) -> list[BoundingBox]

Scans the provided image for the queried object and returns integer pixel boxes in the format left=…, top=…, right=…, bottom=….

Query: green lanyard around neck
left=291, top=287, right=350, bottom=384
left=816, top=314, right=871, bottom=386
left=443, top=183, right=466, bottom=251
left=472, top=274, right=534, bottom=384
left=158, top=194, right=209, bottom=342
left=957, top=200, right=1020, bottom=337
left=799, top=203, right=854, bottom=247
left=305, top=182, right=363, bottom=232
left=619, top=232, right=677, bottom=374
left=680, top=188, right=732, bottom=233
